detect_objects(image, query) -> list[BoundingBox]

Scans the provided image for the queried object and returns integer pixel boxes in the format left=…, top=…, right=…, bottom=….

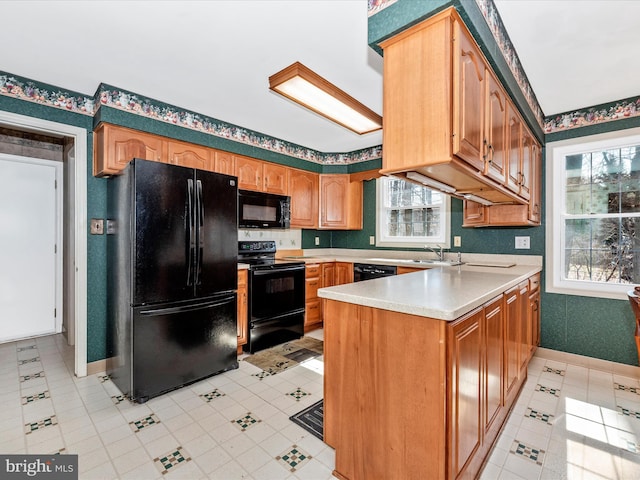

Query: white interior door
left=0, top=154, right=62, bottom=343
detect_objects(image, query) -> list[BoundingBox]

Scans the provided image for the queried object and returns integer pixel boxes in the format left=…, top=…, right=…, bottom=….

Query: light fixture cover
left=269, top=62, right=382, bottom=135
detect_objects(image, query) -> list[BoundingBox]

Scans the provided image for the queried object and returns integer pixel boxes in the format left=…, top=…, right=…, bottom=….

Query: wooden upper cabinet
left=166, top=140, right=212, bottom=171
left=289, top=169, right=319, bottom=228
left=484, top=72, right=508, bottom=184
left=262, top=162, right=289, bottom=195
left=528, top=141, right=542, bottom=224
left=453, top=18, right=485, bottom=172
left=462, top=199, right=486, bottom=227
left=506, top=105, right=523, bottom=195
left=236, top=156, right=263, bottom=191
left=519, top=129, right=534, bottom=201
left=213, top=150, right=236, bottom=176
left=93, top=123, right=164, bottom=176
left=319, top=174, right=363, bottom=230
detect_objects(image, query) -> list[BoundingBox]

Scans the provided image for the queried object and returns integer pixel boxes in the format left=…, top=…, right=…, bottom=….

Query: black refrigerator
left=107, top=159, right=238, bottom=403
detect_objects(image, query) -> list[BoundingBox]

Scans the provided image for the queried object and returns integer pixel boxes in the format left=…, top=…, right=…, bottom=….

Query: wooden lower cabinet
left=237, top=270, right=248, bottom=354
left=304, top=264, right=322, bottom=332
left=324, top=276, right=537, bottom=480
left=333, top=262, right=353, bottom=285
left=447, top=307, right=483, bottom=479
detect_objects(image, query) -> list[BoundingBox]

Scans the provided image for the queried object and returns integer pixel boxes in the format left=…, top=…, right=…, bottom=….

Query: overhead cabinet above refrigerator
left=107, top=159, right=239, bottom=403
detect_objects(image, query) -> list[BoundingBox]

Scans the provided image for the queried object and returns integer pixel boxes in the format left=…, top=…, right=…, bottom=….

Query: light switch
left=369, top=236, right=375, bottom=245
left=315, top=236, right=320, bottom=246
left=454, top=236, right=461, bottom=247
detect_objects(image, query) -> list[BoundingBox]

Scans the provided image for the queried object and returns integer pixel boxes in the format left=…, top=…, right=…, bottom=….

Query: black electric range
left=238, top=241, right=305, bottom=352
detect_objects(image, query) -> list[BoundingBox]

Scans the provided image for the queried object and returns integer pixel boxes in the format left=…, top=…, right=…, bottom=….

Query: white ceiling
left=1, top=1, right=638, bottom=154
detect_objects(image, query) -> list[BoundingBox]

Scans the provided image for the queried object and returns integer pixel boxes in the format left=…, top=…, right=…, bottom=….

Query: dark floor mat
left=289, top=399, right=323, bottom=441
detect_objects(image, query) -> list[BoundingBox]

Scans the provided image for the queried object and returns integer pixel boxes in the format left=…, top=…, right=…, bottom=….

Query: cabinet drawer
left=305, top=278, right=320, bottom=299
left=306, top=264, right=321, bottom=278
left=305, top=299, right=322, bottom=323
left=529, top=273, right=540, bottom=292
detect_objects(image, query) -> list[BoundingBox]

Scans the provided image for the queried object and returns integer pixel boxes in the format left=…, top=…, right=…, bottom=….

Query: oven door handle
left=251, top=266, right=305, bottom=276
left=250, top=308, right=306, bottom=328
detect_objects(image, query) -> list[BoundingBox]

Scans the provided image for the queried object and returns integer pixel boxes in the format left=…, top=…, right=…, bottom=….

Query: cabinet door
left=504, top=285, right=520, bottom=404
left=485, top=72, right=507, bottom=184
left=334, top=262, right=353, bottom=285
left=94, top=124, right=164, bottom=176
left=319, top=175, right=363, bottom=230
left=237, top=270, right=248, bottom=350
left=484, top=296, right=503, bottom=435
left=506, top=105, right=523, bottom=194
left=166, top=140, right=212, bottom=171
left=519, top=129, right=533, bottom=201
left=519, top=281, right=530, bottom=374
left=213, top=151, right=236, bottom=176
left=530, top=290, right=540, bottom=357
left=289, top=169, right=319, bottom=228
left=322, top=263, right=336, bottom=287
left=236, top=156, right=263, bottom=191
left=320, top=175, right=349, bottom=228
left=528, top=140, right=542, bottom=224
left=263, top=163, right=289, bottom=195
left=453, top=20, right=485, bottom=172
left=447, top=307, right=483, bottom=479
left=462, top=200, right=486, bottom=227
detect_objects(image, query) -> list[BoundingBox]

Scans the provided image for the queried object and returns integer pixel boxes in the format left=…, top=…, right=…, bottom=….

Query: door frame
left=0, top=110, right=88, bottom=377
left=0, top=154, right=64, bottom=338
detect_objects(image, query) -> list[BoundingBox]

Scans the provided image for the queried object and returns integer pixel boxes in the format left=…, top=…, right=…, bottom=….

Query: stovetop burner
left=238, top=240, right=304, bottom=269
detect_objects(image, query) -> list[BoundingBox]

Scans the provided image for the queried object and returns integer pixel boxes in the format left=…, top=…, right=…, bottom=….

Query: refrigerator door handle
left=186, top=178, right=195, bottom=286
left=138, top=295, right=235, bottom=316
left=195, top=179, right=204, bottom=286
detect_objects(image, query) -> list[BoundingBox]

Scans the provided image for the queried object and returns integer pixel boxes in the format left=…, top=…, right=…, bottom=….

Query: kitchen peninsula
left=318, top=262, right=542, bottom=480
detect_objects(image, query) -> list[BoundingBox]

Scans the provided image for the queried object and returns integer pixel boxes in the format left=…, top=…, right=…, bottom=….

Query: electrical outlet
left=315, top=236, right=320, bottom=246
left=90, top=218, right=104, bottom=235
left=515, top=236, right=530, bottom=249
left=454, top=236, right=461, bottom=247
left=369, top=236, right=375, bottom=245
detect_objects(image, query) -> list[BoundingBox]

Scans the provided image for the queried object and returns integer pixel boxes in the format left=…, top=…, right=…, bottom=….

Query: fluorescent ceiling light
left=463, top=194, right=493, bottom=206
left=406, top=171, right=457, bottom=194
left=269, top=62, right=382, bottom=135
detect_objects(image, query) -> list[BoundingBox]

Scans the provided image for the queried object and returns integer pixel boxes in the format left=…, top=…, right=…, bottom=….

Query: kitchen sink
left=366, top=257, right=463, bottom=267
left=409, top=259, right=464, bottom=266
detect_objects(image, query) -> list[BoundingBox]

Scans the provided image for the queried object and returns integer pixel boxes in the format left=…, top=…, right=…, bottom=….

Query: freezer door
left=132, top=160, right=195, bottom=305
left=195, top=170, right=238, bottom=297
left=132, top=294, right=238, bottom=402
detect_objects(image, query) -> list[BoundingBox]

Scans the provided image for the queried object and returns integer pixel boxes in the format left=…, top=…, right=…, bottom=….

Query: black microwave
left=238, top=190, right=290, bottom=229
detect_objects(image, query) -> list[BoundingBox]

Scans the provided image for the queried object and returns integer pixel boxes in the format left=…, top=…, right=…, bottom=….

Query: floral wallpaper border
left=473, top=0, right=544, bottom=130
left=0, top=71, right=381, bottom=165
left=543, top=97, right=640, bottom=134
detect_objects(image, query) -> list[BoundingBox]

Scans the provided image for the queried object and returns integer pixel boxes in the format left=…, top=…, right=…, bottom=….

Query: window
left=376, top=176, right=450, bottom=248
left=547, top=127, right=640, bottom=300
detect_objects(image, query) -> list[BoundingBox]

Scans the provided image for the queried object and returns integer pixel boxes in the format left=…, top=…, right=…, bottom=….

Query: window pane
left=379, top=177, right=444, bottom=242
left=565, top=153, right=591, bottom=214
left=565, top=217, right=639, bottom=284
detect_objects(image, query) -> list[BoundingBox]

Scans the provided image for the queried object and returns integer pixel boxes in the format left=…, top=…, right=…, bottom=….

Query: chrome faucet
left=424, top=244, right=445, bottom=261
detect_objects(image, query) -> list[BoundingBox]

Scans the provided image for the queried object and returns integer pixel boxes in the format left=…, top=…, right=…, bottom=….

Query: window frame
left=375, top=176, right=451, bottom=248
left=546, top=126, right=640, bottom=300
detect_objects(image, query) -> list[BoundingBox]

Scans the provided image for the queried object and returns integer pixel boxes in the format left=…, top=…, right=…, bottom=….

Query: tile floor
left=2, top=331, right=640, bottom=479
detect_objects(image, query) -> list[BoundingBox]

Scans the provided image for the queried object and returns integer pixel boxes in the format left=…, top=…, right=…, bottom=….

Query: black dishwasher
left=353, top=263, right=397, bottom=282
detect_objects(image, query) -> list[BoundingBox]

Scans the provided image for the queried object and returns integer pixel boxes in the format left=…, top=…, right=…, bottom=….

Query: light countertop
left=317, top=263, right=541, bottom=321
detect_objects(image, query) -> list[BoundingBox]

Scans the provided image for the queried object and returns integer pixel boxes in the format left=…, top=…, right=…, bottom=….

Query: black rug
left=289, top=399, right=323, bottom=441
